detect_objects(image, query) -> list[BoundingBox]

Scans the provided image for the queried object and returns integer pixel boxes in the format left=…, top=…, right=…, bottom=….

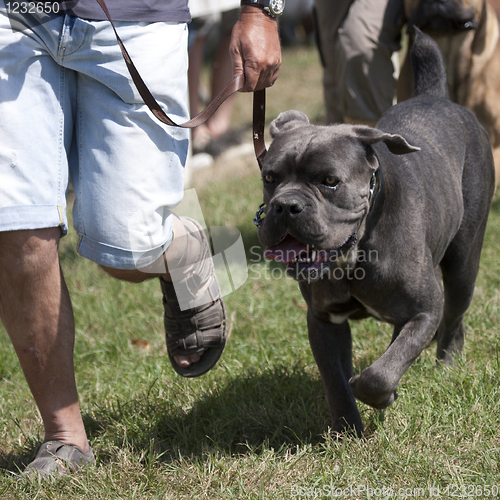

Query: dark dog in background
left=399, top=0, right=500, bottom=185
left=258, top=30, right=494, bottom=436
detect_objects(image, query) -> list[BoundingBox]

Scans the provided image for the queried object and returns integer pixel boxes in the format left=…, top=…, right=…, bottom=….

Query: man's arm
left=229, top=5, right=282, bottom=92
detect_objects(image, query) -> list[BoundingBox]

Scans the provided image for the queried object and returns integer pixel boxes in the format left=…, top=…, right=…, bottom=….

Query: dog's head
left=257, top=111, right=419, bottom=282
left=404, top=0, right=479, bottom=32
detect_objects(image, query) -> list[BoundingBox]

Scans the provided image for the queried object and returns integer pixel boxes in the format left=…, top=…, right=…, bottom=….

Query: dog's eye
left=264, top=174, right=275, bottom=184
left=323, top=176, right=339, bottom=189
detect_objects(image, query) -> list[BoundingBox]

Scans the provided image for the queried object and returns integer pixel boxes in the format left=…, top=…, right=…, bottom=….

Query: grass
left=1, top=44, right=500, bottom=498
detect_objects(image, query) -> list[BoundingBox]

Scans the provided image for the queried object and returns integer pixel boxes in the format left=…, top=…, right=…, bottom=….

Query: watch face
left=269, top=0, right=285, bottom=16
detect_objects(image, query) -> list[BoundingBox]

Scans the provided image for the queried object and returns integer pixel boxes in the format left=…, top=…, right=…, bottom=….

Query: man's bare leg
left=0, top=228, right=89, bottom=452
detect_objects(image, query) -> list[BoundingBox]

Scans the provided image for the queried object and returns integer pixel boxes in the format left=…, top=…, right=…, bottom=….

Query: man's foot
left=23, top=441, right=95, bottom=478
left=161, top=218, right=228, bottom=377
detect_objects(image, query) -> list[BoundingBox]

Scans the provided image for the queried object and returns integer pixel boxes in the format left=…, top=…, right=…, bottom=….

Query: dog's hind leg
left=436, top=126, right=495, bottom=364
left=306, top=311, right=363, bottom=437
left=437, top=223, right=488, bottom=365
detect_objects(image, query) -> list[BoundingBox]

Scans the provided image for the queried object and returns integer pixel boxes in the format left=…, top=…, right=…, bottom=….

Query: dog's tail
left=410, top=27, right=449, bottom=99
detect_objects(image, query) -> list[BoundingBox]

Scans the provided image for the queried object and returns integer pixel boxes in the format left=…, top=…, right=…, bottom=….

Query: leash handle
left=253, top=89, right=267, bottom=168
left=94, top=0, right=268, bottom=163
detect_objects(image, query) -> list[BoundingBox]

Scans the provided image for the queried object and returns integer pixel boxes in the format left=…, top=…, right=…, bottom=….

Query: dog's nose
left=273, top=197, right=305, bottom=216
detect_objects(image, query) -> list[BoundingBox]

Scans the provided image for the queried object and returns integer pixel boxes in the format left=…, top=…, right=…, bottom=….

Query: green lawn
left=1, top=45, right=500, bottom=499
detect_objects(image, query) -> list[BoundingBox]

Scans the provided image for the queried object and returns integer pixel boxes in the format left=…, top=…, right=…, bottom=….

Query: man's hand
left=230, top=5, right=282, bottom=92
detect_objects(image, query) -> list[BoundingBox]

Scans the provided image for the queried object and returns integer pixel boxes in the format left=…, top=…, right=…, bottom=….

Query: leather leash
left=252, top=86, right=267, bottom=169
left=95, top=0, right=267, bottom=167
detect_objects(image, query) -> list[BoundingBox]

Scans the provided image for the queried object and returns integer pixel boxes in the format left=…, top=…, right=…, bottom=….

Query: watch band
left=240, top=0, right=285, bottom=18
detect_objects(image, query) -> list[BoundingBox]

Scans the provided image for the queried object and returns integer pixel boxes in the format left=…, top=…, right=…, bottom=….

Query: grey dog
left=257, top=29, right=495, bottom=436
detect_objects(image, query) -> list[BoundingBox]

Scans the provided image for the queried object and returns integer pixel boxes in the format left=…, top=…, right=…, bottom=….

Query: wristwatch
left=240, top=0, right=285, bottom=18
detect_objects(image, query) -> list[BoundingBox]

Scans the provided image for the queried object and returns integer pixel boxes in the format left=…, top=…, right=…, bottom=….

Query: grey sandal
left=160, top=218, right=227, bottom=378
left=24, top=440, right=95, bottom=478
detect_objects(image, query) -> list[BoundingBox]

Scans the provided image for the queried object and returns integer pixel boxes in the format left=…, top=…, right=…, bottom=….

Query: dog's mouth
left=264, top=234, right=357, bottom=282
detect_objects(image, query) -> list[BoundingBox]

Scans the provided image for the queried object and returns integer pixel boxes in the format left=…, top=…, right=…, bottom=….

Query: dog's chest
left=306, top=284, right=392, bottom=325
left=325, top=297, right=387, bottom=324
left=327, top=299, right=364, bottom=324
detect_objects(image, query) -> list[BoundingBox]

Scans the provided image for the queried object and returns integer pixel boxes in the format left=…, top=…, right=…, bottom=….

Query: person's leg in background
left=203, top=9, right=240, bottom=141
left=188, top=13, right=219, bottom=152
left=314, top=0, right=353, bottom=124
left=314, top=0, right=405, bottom=125
left=189, top=9, right=240, bottom=156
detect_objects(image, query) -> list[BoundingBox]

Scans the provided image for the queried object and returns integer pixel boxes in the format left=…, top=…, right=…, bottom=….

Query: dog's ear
left=352, top=126, right=421, bottom=155
left=270, top=110, right=310, bottom=138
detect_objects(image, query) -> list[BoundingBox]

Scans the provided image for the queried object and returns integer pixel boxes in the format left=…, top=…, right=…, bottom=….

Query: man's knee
left=101, top=266, right=151, bottom=283
left=0, top=228, right=62, bottom=323
left=0, top=228, right=61, bottom=280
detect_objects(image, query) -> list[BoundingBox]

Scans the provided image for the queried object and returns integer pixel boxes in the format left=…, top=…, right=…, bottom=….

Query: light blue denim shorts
left=0, top=2, right=190, bottom=269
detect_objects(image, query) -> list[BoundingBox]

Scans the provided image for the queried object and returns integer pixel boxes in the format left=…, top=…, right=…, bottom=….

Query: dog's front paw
left=349, top=369, right=399, bottom=410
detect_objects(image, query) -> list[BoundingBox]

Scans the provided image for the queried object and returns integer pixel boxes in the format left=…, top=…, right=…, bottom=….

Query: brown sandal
left=160, top=219, right=227, bottom=377
left=23, top=441, right=94, bottom=478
